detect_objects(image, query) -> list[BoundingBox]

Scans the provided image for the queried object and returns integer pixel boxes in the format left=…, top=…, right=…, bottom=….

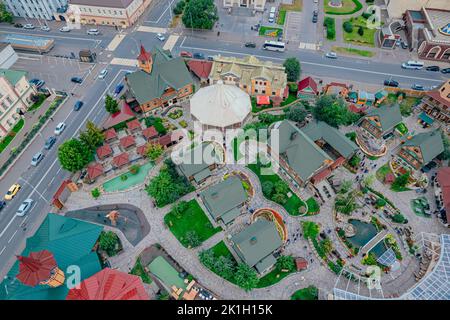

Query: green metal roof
left=365, top=104, right=402, bottom=133
left=0, top=68, right=27, bottom=85
left=231, top=219, right=283, bottom=268
left=255, top=254, right=277, bottom=273
left=302, top=121, right=358, bottom=158
left=200, top=176, right=247, bottom=222
left=375, top=90, right=388, bottom=100
left=148, top=256, right=187, bottom=292
left=419, top=112, right=434, bottom=125
left=193, top=168, right=212, bottom=183
left=271, top=120, right=331, bottom=181
left=0, top=214, right=103, bottom=300
left=126, top=46, right=193, bottom=104
left=404, top=130, right=444, bottom=164
left=177, top=144, right=219, bottom=179
left=220, top=207, right=241, bottom=225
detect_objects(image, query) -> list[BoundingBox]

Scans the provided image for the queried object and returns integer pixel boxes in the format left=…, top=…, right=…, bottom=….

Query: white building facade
left=223, top=0, right=265, bottom=11
left=0, top=44, right=18, bottom=70
left=3, top=0, right=68, bottom=20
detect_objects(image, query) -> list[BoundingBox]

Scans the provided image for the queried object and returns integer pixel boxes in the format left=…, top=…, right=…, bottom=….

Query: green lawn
left=291, top=286, right=319, bottom=300
left=343, top=16, right=376, bottom=47
left=256, top=267, right=294, bottom=288
left=164, top=199, right=222, bottom=248
left=28, top=94, right=48, bottom=112
left=395, top=122, right=408, bottom=136
left=306, top=197, right=320, bottom=214
left=280, top=0, right=302, bottom=12
left=252, top=92, right=298, bottom=113
left=325, top=0, right=362, bottom=15
left=332, top=46, right=375, bottom=57
left=375, top=163, right=393, bottom=183
left=0, top=119, right=25, bottom=154
left=200, top=241, right=239, bottom=285
left=259, top=26, right=283, bottom=37
left=277, top=10, right=287, bottom=25
left=129, top=258, right=152, bottom=284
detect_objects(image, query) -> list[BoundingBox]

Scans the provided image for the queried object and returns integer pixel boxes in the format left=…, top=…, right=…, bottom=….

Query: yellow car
left=4, top=183, right=21, bottom=200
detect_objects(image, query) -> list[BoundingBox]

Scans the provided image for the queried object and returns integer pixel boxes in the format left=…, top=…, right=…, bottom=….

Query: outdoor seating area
left=411, top=197, right=432, bottom=217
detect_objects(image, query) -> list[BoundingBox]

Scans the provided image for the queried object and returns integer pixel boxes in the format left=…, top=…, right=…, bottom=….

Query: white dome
left=190, top=82, right=251, bottom=129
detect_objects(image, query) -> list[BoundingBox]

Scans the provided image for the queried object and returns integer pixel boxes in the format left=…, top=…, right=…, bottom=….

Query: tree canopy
left=146, top=143, right=164, bottom=161
left=287, top=106, right=307, bottom=123
left=313, top=94, right=359, bottom=128
left=283, top=57, right=301, bottom=82
left=79, top=121, right=104, bottom=151
left=0, top=3, right=13, bottom=23
left=58, top=138, right=93, bottom=172
left=234, top=263, right=259, bottom=291
left=182, top=0, right=218, bottom=30
left=105, top=94, right=119, bottom=114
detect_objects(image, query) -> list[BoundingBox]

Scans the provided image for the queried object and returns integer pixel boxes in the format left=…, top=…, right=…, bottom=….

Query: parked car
left=114, top=83, right=124, bottom=96
left=31, top=152, right=44, bottom=167
left=71, top=76, right=83, bottom=84
left=4, top=183, right=21, bottom=200
left=193, top=52, right=205, bottom=60
left=23, top=24, right=35, bottom=30
left=156, top=33, right=166, bottom=41
left=180, top=51, right=193, bottom=58
left=325, top=51, right=337, bottom=59
left=44, top=136, right=56, bottom=150
left=207, top=56, right=214, bottom=61
left=16, top=199, right=34, bottom=217
left=73, top=100, right=84, bottom=111
left=426, top=65, right=440, bottom=72
left=60, top=26, right=71, bottom=32
left=29, top=78, right=45, bottom=89
left=400, top=41, right=408, bottom=49
left=0, top=201, right=5, bottom=212
left=54, top=122, right=66, bottom=135
left=312, top=12, right=318, bottom=23
left=412, top=84, right=424, bottom=91
left=98, top=69, right=108, bottom=79
left=244, top=42, right=256, bottom=48
left=87, top=28, right=100, bottom=35
left=441, top=68, right=450, bottom=74
left=14, top=23, right=23, bottom=28
left=384, top=79, right=399, bottom=87
left=40, top=25, right=50, bottom=32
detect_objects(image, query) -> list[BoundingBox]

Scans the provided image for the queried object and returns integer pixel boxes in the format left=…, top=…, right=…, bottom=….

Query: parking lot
left=12, top=54, right=94, bottom=92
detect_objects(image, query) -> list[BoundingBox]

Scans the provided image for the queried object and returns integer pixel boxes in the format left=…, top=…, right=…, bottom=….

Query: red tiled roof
left=158, top=134, right=172, bottom=146
left=143, top=126, right=158, bottom=140
left=311, top=168, right=332, bottom=184
left=295, top=257, right=308, bottom=271
left=96, top=144, right=112, bottom=160
left=187, top=60, right=213, bottom=79
left=385, top=173, right=396, bottom=183
left=348, top=104, right=368, bottom=114
left=297, top=76, right=318, bottom=94
left=426, top=90, right=450, bottom=108
left=437, top=167, right=450, bottom=218
left=16, top=250, right=57, bottom=287
left=256, top=95, right=270, bottom=105
left=126, top=119, right=142, bottom=131
left=120, top=135, right=136, bottom=149
left=103, top=102, right=136, bottom=130
left=87, top=163, right=104, bottom=180
left=137, top=44, right=151, bottom=62
left=113, top=152, right=129, bottom=167
left=331, top=156, right=346, bottom=169
left=136, top=144, right=147, bottom=156
left=104, top=128, right=117, bottom=141
left=52, top=180, right=71, bottom=202
left=66, top=268, right=149, bottom=300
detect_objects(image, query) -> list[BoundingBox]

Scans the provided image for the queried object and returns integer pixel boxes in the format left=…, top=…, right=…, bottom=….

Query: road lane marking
left=110, top=58, right=138, bottom=67
left=18, top=178, right=46, bottom=202
left=0, top=246, right=5, bottom=256
left=0, top=30, right=100, bottom=43
left=7, top=229, right=18, bottom=243
left=178, top=42, right=444, bottom=83
left=136, top=26, right=167, bottom=34
left=145, top=0, right=176, bottom=24
left=106, top=34, right=126, bottom=51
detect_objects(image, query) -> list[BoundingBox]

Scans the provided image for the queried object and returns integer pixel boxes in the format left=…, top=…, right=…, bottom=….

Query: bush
left=358, top=26, right=364, bottom=36
left=91, top=188, right=100, bottom=199
left=343, top=21, right=353, bottom=33
left=392, top=214, right=407, bottom=224
left=288, top=82, right=298, bottom=93
left=323, top=17, right=336, bottom=40
left=129, top=164, right=140, bottom=175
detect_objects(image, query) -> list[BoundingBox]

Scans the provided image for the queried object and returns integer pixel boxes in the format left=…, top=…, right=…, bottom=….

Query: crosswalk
left=106, top=33, right=126, bottom=51
left=110, top=58, right=137, bottom=67
left=162, top=35, right=179, bottom=52
left=298, top=42, right=318, bottom=51
left=136, top=26, right=167, bottom=34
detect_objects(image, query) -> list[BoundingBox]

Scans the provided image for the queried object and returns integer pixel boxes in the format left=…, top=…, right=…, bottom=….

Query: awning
left=255, top=254, right=277, bottom=274
left=220, top=207, right=241, bottom=225
left=419, top=112, right=434, bottom=125
left=256, top=95, right=270, bottom=105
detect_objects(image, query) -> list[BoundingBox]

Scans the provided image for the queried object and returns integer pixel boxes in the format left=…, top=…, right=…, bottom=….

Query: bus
left=401, top=60, right=424, bottom=70
left=263, top=41, right=285, bottom=52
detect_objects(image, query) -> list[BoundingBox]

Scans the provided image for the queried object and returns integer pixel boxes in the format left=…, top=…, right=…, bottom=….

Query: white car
left=325, top=51, right=337, bottom=59
left=98, top=69, right=108, bottom=79
left=156, top=33, right=166, bottom=41
left=40, top=25, right=50, bottom=31
left=23, top=24, right=35, bottom=29
left=16, top=199, right=34, bottom=217
left=87, top=28, right=100, bottom=35
left=59, top=26, right=70, bottom=32
left=54, top=122, right=66, bottom=135
left=31, top=152, right=44, bottom=167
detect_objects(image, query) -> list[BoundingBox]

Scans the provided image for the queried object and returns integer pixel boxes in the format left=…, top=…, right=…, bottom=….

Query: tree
left=172, top=200, right=189, bottom=218
left=339, top=180, right=353, bottom=194
left=91, top=188, right=101, bottom=199
left=182, top=0, right=218, bottom=30
left=199, top=249, right=215, bottom=268
left=274, top=180, right=289, bottom=194
left=214, top=256, right=235, bottom=280
left=272, top=192, right=287, bottom=205
left=321, top=239, right=333, bottom=255
left=99, top=231, right=119, bottom=256
left=302, top=221, right=319, bottom=239
left=283, top=57, right=301, bottom=82
left=276, top=255, right=295, bottom=271
left=173, top=0, right=185, bottom=15
left=343, top=21, right=353, bottom=33
left=147, top=170, right=180, bottom=206
left=184, top=230, right=201, bottom=247
left=79, top=121, right=104, bottom=151
left=335, top=190, right=359, bottom=215
left=392, top=172, right=410, bottom=190
left=262, top=181, right=274, bottom=197
left=146, top=143, right=164, bottom=160
left=287, top=106, right=307, bottom=123
left=105, top=94, right=119, bottom=114
left=362, top=174, right=375, bottom=187
left=313, top=94, right=359, bottom=128
left=392, top=214, right=407, bottom=224
left=358, top=26, right=364, bottom=36
left=0, top=3, right=13, bottom=23
left=58, top=138, right=92, bottom=172
left=234, top=263, right=259, bottom=291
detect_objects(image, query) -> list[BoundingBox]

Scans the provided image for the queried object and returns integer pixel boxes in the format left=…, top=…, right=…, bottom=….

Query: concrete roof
left=231, top=218, right=283, bottom=268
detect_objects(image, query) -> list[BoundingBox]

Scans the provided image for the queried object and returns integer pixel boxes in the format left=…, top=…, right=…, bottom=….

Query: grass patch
left=130, top=257, right=152, bottom=284
left=291, top=286, right=319, bottom=300
left=259, top=26, right=283, bottom=37
left=395, top=122, right=408, bottom=136
left=0, top=118, right=25, bottom=154
left=382, top=93, right=421, bottom=117
left=280, top=0, right=302, bottom=12
left=343, top=16, right=376, bottom=47
left=200, top=241, right=239, bottom=285
left=256, top=267, right=294, bottom=288
left=325, top=0, right=362, bottom=15
left=306, top=197, right=320, bottom=214
left=375, top=163, right=393, bottom=183
left=164, top=199, right=222, bottom=248
left=28, top=94, right=48, bottom=112
left=277, top=10, right=287, bottom=25
left=144, top=116, right=166, bottom=134
left=332, top=46, right=375, bottom=57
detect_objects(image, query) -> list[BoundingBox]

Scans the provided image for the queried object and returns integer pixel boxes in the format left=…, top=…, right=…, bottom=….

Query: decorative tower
left=137, top=45, right=153, bottom=74
left=16, top=250, right=65, bottom=288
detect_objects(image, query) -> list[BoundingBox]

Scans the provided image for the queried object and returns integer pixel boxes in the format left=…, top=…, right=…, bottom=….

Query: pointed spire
left=16, top=250, right=58, bottom=287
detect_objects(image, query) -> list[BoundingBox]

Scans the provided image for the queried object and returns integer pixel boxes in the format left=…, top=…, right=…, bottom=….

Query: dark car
left=426, top=65, right=440, bottom=72
left=114, top=83, right=124, bottom=96
left=441, top=68, right=450, bottom=74
left=384, top=79, right=399, bottom=87
left=312, top=15, right=318, bottom=23
left=71, top=77, right=83, bottom=84
left=244, top=42, right=256, bottom=48
left=44, top=136, right=56, bottom=150
left=73, top=100, right=84, bottom=111
left=14, top=23, right=23, bottom=28
left=0, top=201, right=5, bottom=211
left=193, top=53, right=205, bottom=60
left=400, top=41, right=408, bottom=49
left=29, top=78, right=45, bottom=89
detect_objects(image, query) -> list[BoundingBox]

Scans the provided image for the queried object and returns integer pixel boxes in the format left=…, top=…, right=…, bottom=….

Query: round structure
left=190, top=81, right=251, bottom=131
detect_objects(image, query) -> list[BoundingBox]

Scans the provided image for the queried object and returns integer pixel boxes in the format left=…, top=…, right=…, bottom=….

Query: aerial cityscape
left=0, top=0, right=449, bottom=304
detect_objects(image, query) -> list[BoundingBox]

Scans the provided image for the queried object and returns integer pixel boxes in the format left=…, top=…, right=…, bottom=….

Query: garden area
left=395, top=122, right=409, bottom=136
left=28, top=93, right=48, bottom=112
left=103, top=162, right=154, bottom=192
left=343, top=16, right=376, bottom=47
left=164, top=199, right=222, bottom=248
left=375, top=163, right=393, bottom=183
left=259, top=26, right=283, bottom=37
left=323, top=17, right=336, bottom=41
left=98, top=231, right=122, bottom=257
left=331, top=46, right=375, bottom=57
left=144, top=116, right=167, bottom=134
left=411, top=197, right=431, bottom=218
left=291, top=286, right=318, bottom=300
left=381, top=93, right=421, bottom=117
left=256, top=255, right=297, bottom=288
left=324, top=0, right=362, bottom=15
left=0, top=118, right=24, bottom=154
left=251, top=92, right=298, bottom=113
left=130, top=257, right=152, bottom=284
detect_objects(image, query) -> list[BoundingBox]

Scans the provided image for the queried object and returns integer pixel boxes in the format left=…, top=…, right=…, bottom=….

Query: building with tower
left=125, top=45, right=193, bottom=113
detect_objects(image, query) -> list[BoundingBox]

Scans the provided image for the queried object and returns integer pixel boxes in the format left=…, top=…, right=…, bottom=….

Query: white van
left=269, top=7, right=276, bottom=23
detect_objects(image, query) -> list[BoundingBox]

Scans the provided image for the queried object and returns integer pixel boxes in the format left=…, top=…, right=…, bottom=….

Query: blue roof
left=0, top=34, right=53, bottom=47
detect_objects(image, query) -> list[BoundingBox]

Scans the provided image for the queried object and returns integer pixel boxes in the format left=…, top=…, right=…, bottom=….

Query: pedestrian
left=50, top=116, right=54, bottom=121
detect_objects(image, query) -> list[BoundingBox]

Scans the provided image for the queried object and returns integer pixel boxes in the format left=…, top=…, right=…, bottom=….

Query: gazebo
left=96, top=144, right=112, bottom=160
left=87, top=163, right=104, bottom=181
left=113, top=152, right=129, bottom=168
left=120, top=135, right=136, bottom=149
